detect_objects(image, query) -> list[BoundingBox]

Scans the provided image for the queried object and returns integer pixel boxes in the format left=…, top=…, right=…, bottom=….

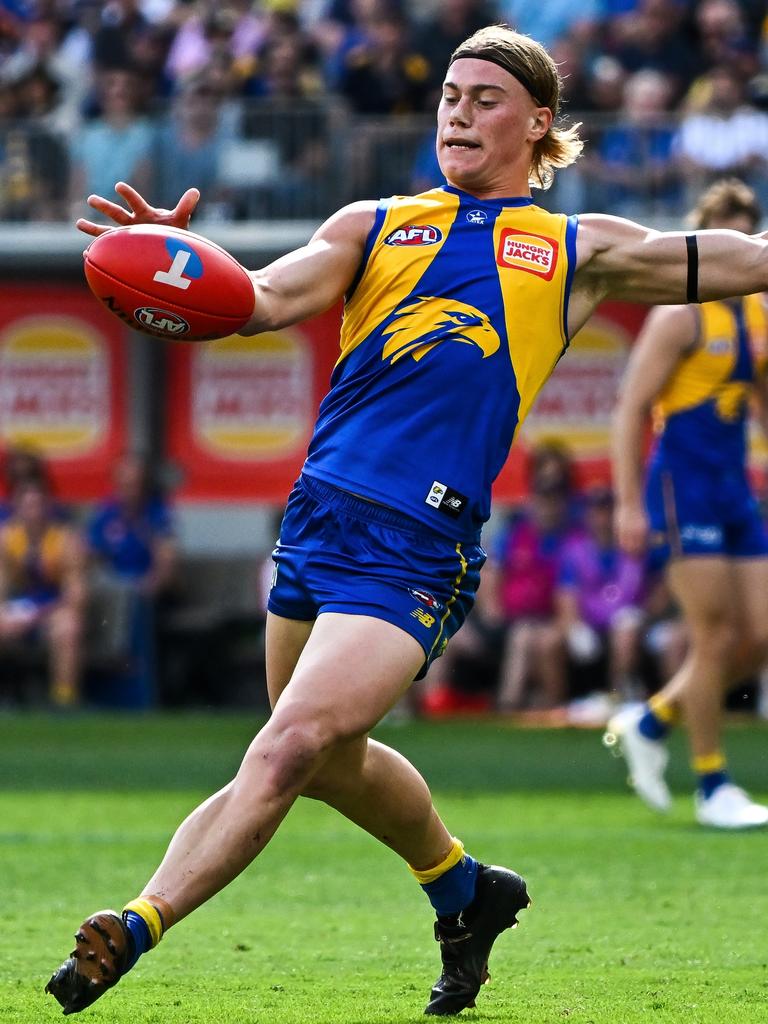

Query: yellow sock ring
left=123, top=898, right=166, bottom=948
left=409, top=837, right=466, bottom=885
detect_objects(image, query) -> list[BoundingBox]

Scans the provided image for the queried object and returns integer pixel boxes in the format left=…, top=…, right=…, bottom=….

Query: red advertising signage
left=167, top=301, right=652, bottom=505
left=0, top=284, right=127, bottom=499
left=166, top=305, right=342, bottom=500
left=497, top=301, right=651, bottom=500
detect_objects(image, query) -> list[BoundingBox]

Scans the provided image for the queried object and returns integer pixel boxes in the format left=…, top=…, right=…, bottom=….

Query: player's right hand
left=76, top=182, right=200, bottom=238
left=615, top=501, right=648, bottom=556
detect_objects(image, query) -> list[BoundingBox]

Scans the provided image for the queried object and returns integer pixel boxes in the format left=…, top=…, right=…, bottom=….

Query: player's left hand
left=615, top=500, right=648, bottom=556
left=76, top=181, right=200, bottom=238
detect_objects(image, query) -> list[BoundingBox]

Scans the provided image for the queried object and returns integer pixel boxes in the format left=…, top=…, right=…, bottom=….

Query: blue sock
left=421, top=855, right=478, bottom=917
left=637, top=704, right=669, bottom=741
left=698, top=770, right=729, bottom=800
left=123, top=911, right=152, bottom=971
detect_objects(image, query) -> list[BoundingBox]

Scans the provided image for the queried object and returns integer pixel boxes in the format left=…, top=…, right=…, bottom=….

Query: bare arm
left=60, top=531, right=88, bottom=612
left=570, top=215, right=768, bottom=334
left=0, top=535, right=9, bottom=604
left=750, top=369, right=768, bottom=443
left=75, top=182, right=376, bottom=334
left=142, top=536, right=178, bottom=596
left=612, top=305, right=697, bottom=554
left=242, top=201, right=376, bottom=333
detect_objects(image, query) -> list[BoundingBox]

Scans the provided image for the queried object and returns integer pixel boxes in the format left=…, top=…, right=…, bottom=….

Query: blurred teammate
left=609, top=179, right=768, bottom=829
left=48, top=26, right=768, bottom=1018
left=0, top=479, right=86, bottom=706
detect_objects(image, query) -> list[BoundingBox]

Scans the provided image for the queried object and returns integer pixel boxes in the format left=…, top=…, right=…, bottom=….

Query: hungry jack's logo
left=496, top=229, right=558, bottom=280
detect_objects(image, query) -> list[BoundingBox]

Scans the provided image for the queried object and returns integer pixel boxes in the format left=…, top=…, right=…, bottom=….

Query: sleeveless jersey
left=652, top=294, right=768, bottom=468
left=303, top=186, right=578, bottom=539
left=1, top=520, right=69, bottom=602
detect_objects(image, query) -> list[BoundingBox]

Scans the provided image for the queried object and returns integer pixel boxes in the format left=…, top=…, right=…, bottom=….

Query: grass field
left=1, top=713, right=767, bottom=1024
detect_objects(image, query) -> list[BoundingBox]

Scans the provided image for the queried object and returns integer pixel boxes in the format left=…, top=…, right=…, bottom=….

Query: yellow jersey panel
left=653, top=294, right=768, bottom=467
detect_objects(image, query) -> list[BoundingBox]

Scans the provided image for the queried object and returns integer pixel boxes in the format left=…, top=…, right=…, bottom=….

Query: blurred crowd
left=2, top=439, right=767, bottom=722
left=415, top=441, right=767, bottom=726
left=2, top=0, right=768, bottom=219
left=0, top=445, right=179, bottom=708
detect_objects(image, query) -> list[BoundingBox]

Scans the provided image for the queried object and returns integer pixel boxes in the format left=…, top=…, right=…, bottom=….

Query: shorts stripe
left=661, top=471, right=682, bottom=558
left=429, top=542, right=468, bottom=660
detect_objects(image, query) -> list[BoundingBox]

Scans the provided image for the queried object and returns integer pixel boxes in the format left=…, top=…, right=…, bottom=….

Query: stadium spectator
left=556, top=486, right=646, bottom=721
left=585, top=68, right=680, bottom=217
left=0, top=445, right=53, bottom=523
left=68, top=67, right=153, bottom=222
left=414, top=0, right=497, bottom=95
left=240, top=33, right=331, bottom=217
left=152, top=74, right=230, bottom=217
left=0, top=477, right=86, bottom=706
left=164, top=3, right=266, bottom=90
left=408, top=129, right=445, bottom=193
left=417, top=571, right=504, bottom=717
left=339, top=9, right=429, bottom=115
left=492, top=448, right=581, bottom=713
left=694, top=0, right=758, bottom=81
left=2, top=62, right=69, bottom=220
left=548, top=35, right=598, bottom=113
left=498, top=0, right=600, bottom=49
left=675, top=65, right=768, bottom=199
left=87, top=454, right=176, bottom=709
left=608, top=0, right=698, bottom=97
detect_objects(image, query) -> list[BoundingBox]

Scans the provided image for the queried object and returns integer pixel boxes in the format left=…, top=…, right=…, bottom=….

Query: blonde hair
left=451, top=25, right=583, bottom=190
left=687, top=178, right=761, bottom=231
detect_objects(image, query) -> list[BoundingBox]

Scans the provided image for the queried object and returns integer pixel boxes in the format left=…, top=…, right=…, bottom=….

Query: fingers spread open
left=87, top=195, right=134, bottom=224
left=76, top=218, right=113, bottom=238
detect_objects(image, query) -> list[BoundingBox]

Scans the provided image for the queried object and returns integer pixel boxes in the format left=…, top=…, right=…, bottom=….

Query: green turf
left=1, top=713, right=767, bottom=1023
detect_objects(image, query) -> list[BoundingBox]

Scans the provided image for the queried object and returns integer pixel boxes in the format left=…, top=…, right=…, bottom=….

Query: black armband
left=685, top=234, right=699, bottom=304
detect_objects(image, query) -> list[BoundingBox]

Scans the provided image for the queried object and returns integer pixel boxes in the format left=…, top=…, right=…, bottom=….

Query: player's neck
left=444, top=173, right=532, bottom=202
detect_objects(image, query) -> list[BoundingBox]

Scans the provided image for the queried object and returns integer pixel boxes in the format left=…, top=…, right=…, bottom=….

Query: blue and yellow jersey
left=303, top=186, right=578, bottom=538
left=652, top=294, right=768, bottom=467
left=0, top=520, right=69, bottom=603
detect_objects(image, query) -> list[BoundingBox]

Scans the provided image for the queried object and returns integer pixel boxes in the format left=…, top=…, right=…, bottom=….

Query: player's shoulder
left=315, top=200, right=379, bottom=243
left=314, top=190, right=452, bottom=249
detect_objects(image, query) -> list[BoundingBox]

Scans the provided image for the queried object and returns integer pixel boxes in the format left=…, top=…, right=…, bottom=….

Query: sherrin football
left=83, top=224, right=254, bottom=341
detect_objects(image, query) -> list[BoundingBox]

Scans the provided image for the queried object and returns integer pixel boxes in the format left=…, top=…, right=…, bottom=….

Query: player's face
left=436, top=58, right=551, bottom=197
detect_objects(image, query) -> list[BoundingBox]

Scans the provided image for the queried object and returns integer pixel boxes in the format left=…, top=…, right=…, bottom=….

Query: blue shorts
left=646, top=459, right=768, bottom=569
left=268, top=475, right=486, bottom=678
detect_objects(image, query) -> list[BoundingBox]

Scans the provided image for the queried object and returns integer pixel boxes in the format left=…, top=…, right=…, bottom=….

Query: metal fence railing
left=3, top=102, right=768, bottom=227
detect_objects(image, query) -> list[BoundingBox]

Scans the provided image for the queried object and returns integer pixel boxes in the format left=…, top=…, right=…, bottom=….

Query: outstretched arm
left=243, top=201, right=376, bottom=332
left=573, top=214, right=768, bottom=319
left=612, top=304, right=697, bottom=554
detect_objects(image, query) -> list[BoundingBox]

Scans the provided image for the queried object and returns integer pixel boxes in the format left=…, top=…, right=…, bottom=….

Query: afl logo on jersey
left=384, top=225, right=443, bottom=246
left=707, top=337, right=732, bottom=355
left=466, top=209, right=488, bottom=224
left=496, top=228, right=559, bottom=281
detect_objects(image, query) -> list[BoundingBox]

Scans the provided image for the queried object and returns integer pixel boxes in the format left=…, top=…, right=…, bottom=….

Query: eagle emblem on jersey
left=381, top=296, right=500, bottom=365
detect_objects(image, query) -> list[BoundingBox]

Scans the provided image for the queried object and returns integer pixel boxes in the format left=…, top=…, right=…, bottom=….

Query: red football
left=83, top=224, right=254, bottom=342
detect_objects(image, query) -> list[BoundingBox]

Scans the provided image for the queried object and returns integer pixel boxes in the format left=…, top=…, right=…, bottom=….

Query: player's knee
left=692, top=618, right=738, bottom=664
left=302, top=739, right=366, bottom=803
left=241, top=706, right=347, bottom=796
left=49, top=607, right=81, bottom=644
left=736, top=629, right=768, bottom=676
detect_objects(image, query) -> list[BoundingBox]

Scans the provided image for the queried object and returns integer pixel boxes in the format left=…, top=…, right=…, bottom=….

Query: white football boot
left=604, top=704, right=671, bottom=812
left=695, top=783, right=768, bottom=829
